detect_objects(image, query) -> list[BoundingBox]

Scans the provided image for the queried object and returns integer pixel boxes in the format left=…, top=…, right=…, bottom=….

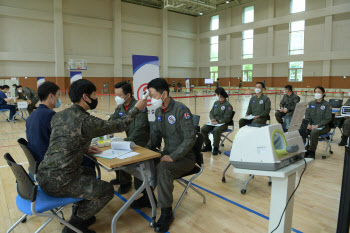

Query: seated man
left=17, top=85, right=39, bottom=114
left=275, top=85, right=300, bottom=128
left=36, top=79, right=147, bottom=233
left=0, top=85, right=17, bottom=122
left=239, top=82, right=271, bottom=128
left=337, top=93, right=350, bottom=146
left=109, top=81, right=150, bottom=195
left=137, top=78, right=196, bottom=233
left=201, top=87, right=233, bottom=155
left=304, top=86, right=332, bottom=159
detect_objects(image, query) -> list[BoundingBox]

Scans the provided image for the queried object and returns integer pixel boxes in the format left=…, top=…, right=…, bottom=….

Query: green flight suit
left=201, top=100, right=233, bottom=147
left=109, top=97, right=150, bottom=186
left=22, top=87, right=39, bottom=114
left=340, top=99, right=350, bottom=137
left=305, top=99, right=332, bottom=152
left=147, top=98, right=196, bottom=208
left=37, top=104, right=140, bottom=220
left=275, top=92, right=301, bottom=124
left=239, top=94, right=271, bottom=128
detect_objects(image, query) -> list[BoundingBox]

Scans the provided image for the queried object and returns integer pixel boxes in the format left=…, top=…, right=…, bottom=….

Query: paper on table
left=242, top=115, right=255, bottom=120
left=93, top=149, right=139, bottom=160
left=206, top=122, right=225, bottom=127
left=111, top=141, right=136, bottom=151
left=335, top=115, right=345, bottom=118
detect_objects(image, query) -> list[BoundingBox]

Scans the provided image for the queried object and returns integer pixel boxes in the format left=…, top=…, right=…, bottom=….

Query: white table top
left=234, top=158, right=314, bottom=178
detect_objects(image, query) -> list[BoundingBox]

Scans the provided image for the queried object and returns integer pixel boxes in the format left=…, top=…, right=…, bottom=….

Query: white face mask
left=18, top=89, right=22, bottom=93
left=255, top=88, right=262, bottom=94
left=115, top=96, right=125, bottom=105
left=315, top=93, right=323, bottom=100
left=151, top=92, right=164, bottom=108
left=215, top=95, right=220, bottom=101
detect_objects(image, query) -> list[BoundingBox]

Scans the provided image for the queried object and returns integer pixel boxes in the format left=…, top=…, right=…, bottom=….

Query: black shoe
left=304, top=150, right=315, bottom=159
left=72, top=205, right=96, bottom=227
left=130, top=193, right=157, bottom=209
left=201, top=144, right=212, bottom=152
left=62, top=215, right=96, bottom=233
left=154, top=207, right=174, bottom=233
left=117, top=183, right=132, bottom=195
left=338, top=136, right=348, bottom=146
left=212, top=147, right=219, bottom=156
left=110, top=178, right=120, bottom=185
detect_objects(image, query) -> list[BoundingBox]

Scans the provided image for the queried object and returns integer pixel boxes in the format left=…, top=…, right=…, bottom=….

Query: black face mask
left=85, top=95, right=98, bottom=110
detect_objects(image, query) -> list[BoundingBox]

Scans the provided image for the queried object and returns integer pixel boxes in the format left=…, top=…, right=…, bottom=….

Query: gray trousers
left=308, top=126, right=330, bottom=152
left=275, top=111, right=294, bottom=124
left=200, top=124, right=228, bottom=147
left=156, top=156, right=195, bottom=208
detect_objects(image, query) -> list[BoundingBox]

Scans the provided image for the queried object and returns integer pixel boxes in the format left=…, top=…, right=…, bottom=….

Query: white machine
left=230, top=124, right=305, bottom=171
left=340, top=105, right=350, bottom=116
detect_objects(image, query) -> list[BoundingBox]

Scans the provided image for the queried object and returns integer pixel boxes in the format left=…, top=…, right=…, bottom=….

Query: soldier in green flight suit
left=201, top=87, right=234, bottom=155
left=18, top=86, right=39, bottom=114
left=275, top=85, right=301, bottom=126
left=108, top=81, right=150, bottom=195
left=239, top=82, right=271, bottom=128
left=36, top=79, right=147, bottom=233
left=337, top=93, right=350, bottom=146
left=304, top=86, right=332, bottom=159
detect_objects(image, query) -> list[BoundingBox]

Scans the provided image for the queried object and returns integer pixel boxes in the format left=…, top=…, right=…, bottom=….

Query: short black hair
left=69, top=79, right=97, bottom=103
left=17, top=85, right=22, bottom=89
left=2, top=85, right=9, bottom=89
left=284, top=85, right=293, bottom=92
left=114, top=81, right=133, bottom=97
left=215, top=87, right=228, bottom=98
left=0, top=86, right=3, bottom=90
left=38, top=81, right=60, bottom=101
left=147, top=78, right=170, bottom=95
left=256, top=82, right=265, bottom=89
left=314, top=86, right=326, bottom=97
left=12, top=84, right=17, bottom=87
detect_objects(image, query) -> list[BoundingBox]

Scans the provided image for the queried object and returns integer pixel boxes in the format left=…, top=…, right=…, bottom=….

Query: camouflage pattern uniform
left=239, top=94, right=271, bottom=128
left=340, top=99, right=350, bottom=137
left=22, top=87, right=39, bottom=114
left=201, top=100, right=233, bottom=147
left=109, top=97, right=150, bottom=186
left=147, top=98, right=196, bottom=208
left=37, top=104, right=140, bottom=220
left=275, top=92, right=301, bottom=124
left=305, top=99, right=332, bottom=152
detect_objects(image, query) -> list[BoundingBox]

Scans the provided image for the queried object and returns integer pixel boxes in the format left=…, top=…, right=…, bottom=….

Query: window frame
left=242, top=6, right=254, bottom=24
left=210, top=15, right=219, bottom=31
left=288, top=61, right=303, bottom=82
left=210, top=36, right=219, bottom=62
left=290, top=0, right=306, bottom=14
left=242, top=29, right=254, bottom=59
left=289, top=20, right=305, bottom=55
left=210, top=66, right=219, bottom=82
left=242, top=64, right=253, bottom=82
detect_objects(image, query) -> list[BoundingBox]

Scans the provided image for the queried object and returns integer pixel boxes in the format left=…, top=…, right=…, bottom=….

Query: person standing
left=17, top=86, right=39, bottom=114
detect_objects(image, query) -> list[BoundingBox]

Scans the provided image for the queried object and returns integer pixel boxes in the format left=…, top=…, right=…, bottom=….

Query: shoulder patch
left=184, top=112, right=191, bottom=120
left=228, top=107, right=232, bottom=111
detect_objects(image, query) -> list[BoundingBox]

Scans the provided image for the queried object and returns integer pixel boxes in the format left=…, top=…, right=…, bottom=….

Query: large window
left=289, top=20, right=304, bottom=55
left=242, top=30, right=254, bottom=59
left=210, top=36, right=219, bottom=62
left=243, top=6, right=254, bottom=24
left=210, top=66, right=218, bottom=81
left=290, top=0, right=305, bottom=14
left=242, top=64, right=253, bottom=82
left=289, top=61, right=303, bottom=81
left=210, top=15, right=219, bottom=30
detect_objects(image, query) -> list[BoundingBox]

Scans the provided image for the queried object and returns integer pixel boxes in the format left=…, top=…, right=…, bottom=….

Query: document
left=242, top=115, right=255, bottom=120
left=93, top=149, right=139, bottom=160
left=206, top=122, right=225, bottom=127
left=111, top=141, right=136, bottom=151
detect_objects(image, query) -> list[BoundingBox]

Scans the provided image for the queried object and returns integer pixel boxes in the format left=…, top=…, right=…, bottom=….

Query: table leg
left=143, top=161, right=157, bottom=227
left=268, top=173, right=296, bottom=233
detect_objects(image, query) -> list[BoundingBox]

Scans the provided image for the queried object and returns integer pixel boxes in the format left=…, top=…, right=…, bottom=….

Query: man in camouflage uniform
left=18, top=86, right=39, bottom=114
left=37, top=79, right=147, bottom=233
left=131, top=78, right=196, bottom=233
left=304, top=86, right=332, bottom=158
left=109, top=81, right=150, bottom=195
left=338, top=96, right=350, bottom=146
left=201, top=87, right=233, bottom=155
left=275, top=85, right=301, bottom=126
left=239, top=82, right=271, bottom=128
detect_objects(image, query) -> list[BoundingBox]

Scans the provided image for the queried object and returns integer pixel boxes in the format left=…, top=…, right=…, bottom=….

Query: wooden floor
left=0, top=91, right=345, bottom=233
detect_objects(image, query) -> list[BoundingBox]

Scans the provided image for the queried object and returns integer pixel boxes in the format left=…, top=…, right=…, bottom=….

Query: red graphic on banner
left=137, top=83, right=152, bottom=106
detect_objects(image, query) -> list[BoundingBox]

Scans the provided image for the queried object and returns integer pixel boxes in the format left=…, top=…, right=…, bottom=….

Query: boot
left=338, top=136, right=348, bottom=146
left=201, top=144, right=212, bottom=152
left=212, top=147, right=219, bottom=156
left=117, top=182, right=132, bottom=195
left=154, top=207, right=174, bottom=233
left=130, top=192, right=157, bottom=209
left=72, top=205, right=96, bottom=227
left=304, top=150, right=315, bottom=159
left=62, top=215, right=96, bottom=233
left=110, top=172, right=120, bottom=185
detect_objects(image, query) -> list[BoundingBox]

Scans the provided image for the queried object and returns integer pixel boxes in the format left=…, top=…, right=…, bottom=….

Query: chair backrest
left=192, top=114, right=201, bottom=133
left=328, top=113, right=337, bottom=129
left=18, top=138, right=39, bottom=177
left=192, top=133, right=204, bottom=166
left=329, top=99, right=343, bottom=108
left=299, top=119, right=309, bottom=138
left=228, top=111, right=236, bottom=126
left=4, top=153, right=36, bottom=202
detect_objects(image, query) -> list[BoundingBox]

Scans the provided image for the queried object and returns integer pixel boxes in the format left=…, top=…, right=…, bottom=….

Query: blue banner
left=70, top=71, right=82, bottom=84
left=37, top=77, right=45, bottom=87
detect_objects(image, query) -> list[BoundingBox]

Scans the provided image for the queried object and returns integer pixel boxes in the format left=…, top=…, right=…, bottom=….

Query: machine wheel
left=221, top=144, right=224, bottom=147
left=330, top=151, right=333, bottom=154
left=222, top=177, right=226, bottom=183
left=21, top=217, right=27, bottom=223
left=241, top=189, right=246, bottom=195
left=322, top=156, right=326, bottom=159
left=149, top=218, right=156, bottom=228
left=268, top=181, right=272, bottom=186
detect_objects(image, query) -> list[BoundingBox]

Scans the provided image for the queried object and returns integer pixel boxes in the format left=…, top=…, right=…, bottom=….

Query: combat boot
left=304, top=150, right=315, bottom=159
left=62, top=215, right=96, bottom=233
left=131, top=192, right=157, bottom=209
left=201, top=144, right=212, bottom=152
left=338, top=136, right=349, bottom=146
left=212, top=147, right=219, bottom=156
left=154, top=207, right=174, bottom=233
left=72, top=204, right=96, bottom=227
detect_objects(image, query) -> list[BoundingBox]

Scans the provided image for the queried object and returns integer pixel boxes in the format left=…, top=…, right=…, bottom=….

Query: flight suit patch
left=184, top=112, right=191, bottom=120
left=221, top=106, right=225, bottom=110
left=157, top=116, right=162, bottom=122
left=228, top=107, right=232, bottom=111
left=214, top=105, right=218, bottom=108
left=119, top=112, right=125, bottom=116
left=252, top=100, right=256, bottom=103
left=321, top=106, right=325, bottom=110
left=310, top=105, right=316, bottom=109
left=259, top=100, right=264, bottom=104
left=168, top=115, right=176, bottom=124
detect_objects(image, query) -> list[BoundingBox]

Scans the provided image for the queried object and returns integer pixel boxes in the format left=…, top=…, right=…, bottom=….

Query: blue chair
left=4, top=153, right=83, bottom=233
left=211, top=111, right=235, bottom=154
left=18, top=138, right=39, bottom=182
left=329, top=99, right=342, bottom=114
left=0, top=109, right=9, bottom=121
left=318, top=114, right=337, bottom=159
left=222, top=151, right=271, bottom=195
